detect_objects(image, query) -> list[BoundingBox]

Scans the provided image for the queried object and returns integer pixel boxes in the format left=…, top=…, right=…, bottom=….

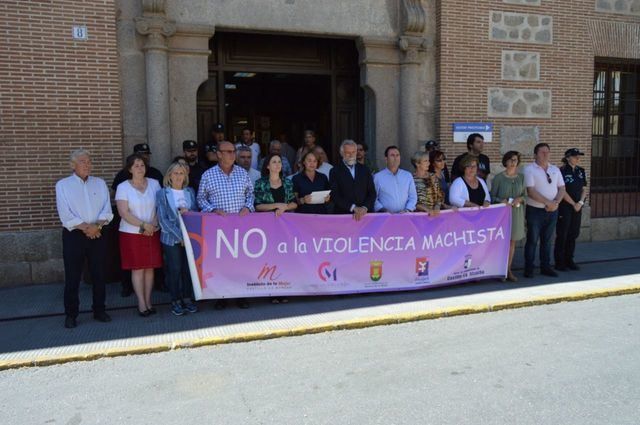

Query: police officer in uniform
left=554, top=148, right=587, bottom=271
left=182, top=139, right=205, bottom=192
left=202, top=143, right=218, bottom=169
left=111, top=143, right=164, bottom=297
left=112, top=143, right=163, bottom=191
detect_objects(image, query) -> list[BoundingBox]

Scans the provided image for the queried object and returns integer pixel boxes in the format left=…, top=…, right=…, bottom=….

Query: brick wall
left=437, top=0, right=639, bottom=183
left=0, top=0, right=122, bottom=232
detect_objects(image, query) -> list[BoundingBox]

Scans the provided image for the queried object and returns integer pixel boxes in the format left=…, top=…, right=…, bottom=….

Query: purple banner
left=181, top=205, right=511, bottom=300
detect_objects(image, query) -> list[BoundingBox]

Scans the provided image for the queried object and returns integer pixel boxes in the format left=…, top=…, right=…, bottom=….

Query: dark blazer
left=329, top=162, right=376, bottom=214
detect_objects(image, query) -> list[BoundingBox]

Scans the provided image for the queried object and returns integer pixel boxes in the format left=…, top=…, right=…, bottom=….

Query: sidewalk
left=1, top=239, right=639, bottom=370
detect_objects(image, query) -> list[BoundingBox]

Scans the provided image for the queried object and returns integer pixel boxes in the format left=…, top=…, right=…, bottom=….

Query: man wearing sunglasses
left=197, top=140, right=255, bottom=310
left=523, top=143, right=566, bottom=278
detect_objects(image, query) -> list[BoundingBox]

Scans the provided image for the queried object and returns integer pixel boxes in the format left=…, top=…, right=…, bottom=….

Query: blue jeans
left=162, top=243, right=194, bottom=302
left=524, top=206, right=558, bottom=271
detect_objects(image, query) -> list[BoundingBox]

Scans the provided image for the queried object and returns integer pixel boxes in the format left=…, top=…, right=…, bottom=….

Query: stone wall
left=489, top=11, right=552, bottom=44
left=595, top=0, right=640, bottom=15
left=502, top=50, right=540, bottom=81
left=488, top=88, right=551, bottom=118
left=437, top=0, right=640, bottom=242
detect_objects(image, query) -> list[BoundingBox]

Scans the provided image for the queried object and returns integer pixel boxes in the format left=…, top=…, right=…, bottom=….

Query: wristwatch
left=578, top=200, right=585, bottom=206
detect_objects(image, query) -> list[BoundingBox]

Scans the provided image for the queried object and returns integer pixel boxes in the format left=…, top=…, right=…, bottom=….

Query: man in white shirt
left=235, top=128, right=261, bottom=170
left=55, top=149, right=113, bottom=328
left=236, top=145, right=261, bottom=183
left=523, top=143, right=566, bottom=278
left=373, top=146, right=417, bottom=213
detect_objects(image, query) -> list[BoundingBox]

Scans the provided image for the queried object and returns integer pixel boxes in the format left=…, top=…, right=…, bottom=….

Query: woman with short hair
left=449, top=154, right=491, bottom=208
left=411, top=151, right=448, bottom=215
left=115, top=154, right=162, bottom=317
left=491, top=151, right=526, bottom=282
left=156, top=161, right=199, bottom=316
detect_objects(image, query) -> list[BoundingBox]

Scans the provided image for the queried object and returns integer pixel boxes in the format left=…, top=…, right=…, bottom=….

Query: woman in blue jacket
left=156, top=161, right=199, bottom=316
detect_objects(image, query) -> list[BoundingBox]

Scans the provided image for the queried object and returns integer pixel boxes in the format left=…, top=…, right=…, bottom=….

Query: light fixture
left=224, top=84, right=237, bottom=90
left=233, top=72, right=256, bottom=78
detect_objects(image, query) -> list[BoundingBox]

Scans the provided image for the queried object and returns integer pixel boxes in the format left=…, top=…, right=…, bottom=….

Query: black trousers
left=62, top=229, right=106, bottom=318
left=554, top=202, right=582, bottom=267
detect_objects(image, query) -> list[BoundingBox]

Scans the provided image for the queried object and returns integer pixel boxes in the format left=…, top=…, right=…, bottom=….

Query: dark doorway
left=197, top=32, right=363, bottom=164
left=224, top=72, right=331, bottom=159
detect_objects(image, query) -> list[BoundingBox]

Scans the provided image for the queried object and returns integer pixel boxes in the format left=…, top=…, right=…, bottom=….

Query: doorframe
left=201, top=32, right=363, bottom=160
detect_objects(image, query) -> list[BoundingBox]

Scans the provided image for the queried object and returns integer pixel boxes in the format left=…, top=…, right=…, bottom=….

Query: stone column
left=356, top=37, right=401, bottom=169
left=135, top=1, right=175, bottom=169
left=168, top=24, right=215, bottom=158
left=398, top=35, right=427, bottom=167
left=116, top=0, right=147, bottom=157
left=396, top=0, right=429, bottom=168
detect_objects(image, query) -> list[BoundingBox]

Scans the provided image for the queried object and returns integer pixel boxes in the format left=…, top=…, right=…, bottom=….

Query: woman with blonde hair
left=156, top=161, right=199, bottom=316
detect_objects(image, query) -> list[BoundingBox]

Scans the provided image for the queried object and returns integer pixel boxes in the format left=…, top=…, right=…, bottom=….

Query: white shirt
left=247, top=167, right=261, bottom=184
left=236, top=142, right=261, bottom=170
left=170, top=188, right=190, bottom=210
left=55, top=174, right=113, bottom=231
left=373, top=168, right=417, bottom=212
left=449, top=177, right=491, bottom=208
left=317, top=162, right=333, bottom=178
left=115, top=178, right=161, bottom=234
left=524, top=162, right=565, bottom=208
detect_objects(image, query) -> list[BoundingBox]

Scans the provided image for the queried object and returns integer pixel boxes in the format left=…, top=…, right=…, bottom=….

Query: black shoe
left=540, top=268, right=559, bottom=277
left=138, top=309, right=151, bottom=317
left=236, top=299, right=250, bottom=309
left=214, top=299, right=227, bottom=310
left=524, top=270, right=534, bottom=278
left=93, top=312, right=111, bottom=322
left=567, top=262, right=580, bottom=271
left=148, top=307, right=157, bottom=315
left=555, top=264, right=568, bottom=271
left=65, top=316, right=77, bottom=328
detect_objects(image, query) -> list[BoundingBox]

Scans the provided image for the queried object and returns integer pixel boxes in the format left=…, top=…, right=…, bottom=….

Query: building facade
left=1, top=0, right=638, bottom=286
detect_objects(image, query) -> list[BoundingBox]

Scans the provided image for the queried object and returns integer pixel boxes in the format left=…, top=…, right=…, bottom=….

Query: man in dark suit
left=329, top=139, right=376, bottom=221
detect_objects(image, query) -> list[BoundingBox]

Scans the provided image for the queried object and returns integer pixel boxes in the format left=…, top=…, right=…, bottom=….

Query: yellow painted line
left=1, top=284, right=639, bottom=372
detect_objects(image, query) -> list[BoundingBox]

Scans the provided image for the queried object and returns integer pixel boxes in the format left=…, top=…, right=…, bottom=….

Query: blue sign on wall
left=452, top=122, right=493, bottom=143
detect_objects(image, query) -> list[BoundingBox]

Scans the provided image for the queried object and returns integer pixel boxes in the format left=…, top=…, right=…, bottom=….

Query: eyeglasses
left=545, top=172, right=552, bottom=184
left=218, top=149, right=236, bottom=154
left=435, top=159, right=445, bottom=163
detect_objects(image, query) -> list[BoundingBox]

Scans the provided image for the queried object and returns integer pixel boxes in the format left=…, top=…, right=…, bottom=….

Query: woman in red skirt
left=115, top=154, right=162, bottom=316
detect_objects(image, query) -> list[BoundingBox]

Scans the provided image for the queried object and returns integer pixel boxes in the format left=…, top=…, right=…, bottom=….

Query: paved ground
left=1, top=294, right=638, bottom=425
left=0, top=239, right=639, bottom=369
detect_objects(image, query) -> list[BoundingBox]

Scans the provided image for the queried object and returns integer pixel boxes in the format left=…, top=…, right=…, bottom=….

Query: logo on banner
left=257, top=263, right=281, bottom=280
left=317, top=262, right=337, bottom=282
left=370, top=261, right=383, bottom=281
left=464, top=255, right=472, bottom=270
left=415, top=257, right=429, bottom=277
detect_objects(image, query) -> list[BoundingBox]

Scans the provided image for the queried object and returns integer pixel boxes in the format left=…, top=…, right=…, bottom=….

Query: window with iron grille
left=591, top=60, right=640, bottom=218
